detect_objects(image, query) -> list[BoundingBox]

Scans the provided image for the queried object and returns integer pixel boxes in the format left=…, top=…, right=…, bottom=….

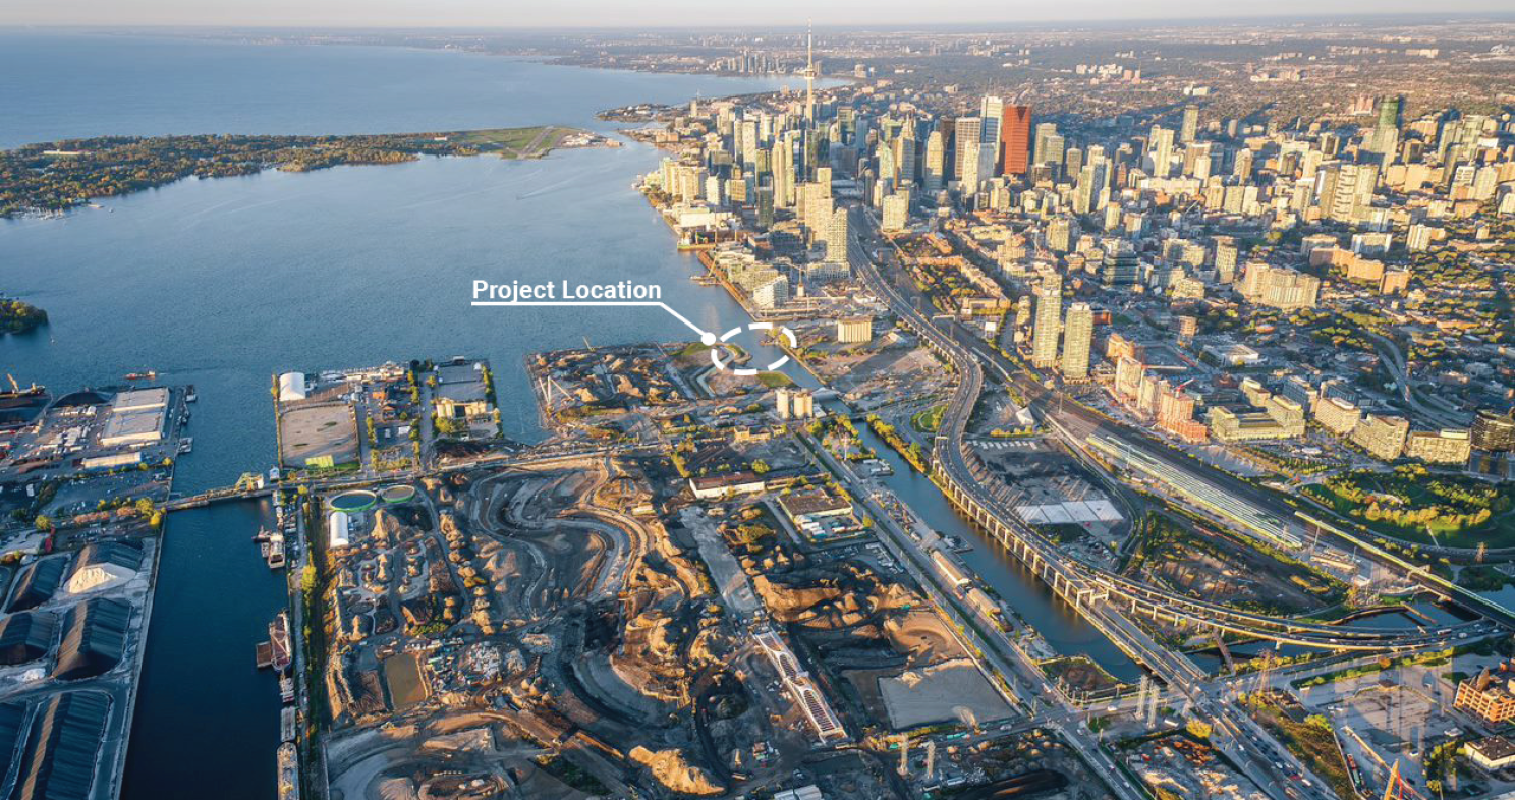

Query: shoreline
left=0, top=126, right=615, bottom=220
left=22, top=28, right=839, bottom=84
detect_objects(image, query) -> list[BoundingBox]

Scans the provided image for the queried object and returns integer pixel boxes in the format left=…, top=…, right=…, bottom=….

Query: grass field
left=440, top=126, right=574, bottom=158
left=757, top=371, right=794, bottom=389
left=1301, top=471, right=1515, bottom=548
left=911, top=403, right=947, bottom=432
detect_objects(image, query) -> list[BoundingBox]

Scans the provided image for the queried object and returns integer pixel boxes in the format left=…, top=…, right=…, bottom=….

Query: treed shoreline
left=0, top=126, right=607, bottom=219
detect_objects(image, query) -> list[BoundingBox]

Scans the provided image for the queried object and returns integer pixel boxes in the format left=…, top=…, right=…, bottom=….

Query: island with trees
left=0, top=126, right=612, bottom=218
left=0, top=297, right=48, bottom=334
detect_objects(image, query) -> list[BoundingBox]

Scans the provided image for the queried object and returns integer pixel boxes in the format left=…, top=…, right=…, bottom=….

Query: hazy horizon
left=4, top=1, right=1513, bottom=29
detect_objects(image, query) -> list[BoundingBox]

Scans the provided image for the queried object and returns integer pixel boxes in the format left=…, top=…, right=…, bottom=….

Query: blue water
left=0, top=31, right=823, bottom=800
left=0, top=31, right=816, bottom=149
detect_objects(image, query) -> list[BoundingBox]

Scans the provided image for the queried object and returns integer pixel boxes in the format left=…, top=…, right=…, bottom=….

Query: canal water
left=1, top=32, right=837, bottom=799
left=847, top=417, right=1140, bottom=680
left=120, top=500, right=288, bottom=800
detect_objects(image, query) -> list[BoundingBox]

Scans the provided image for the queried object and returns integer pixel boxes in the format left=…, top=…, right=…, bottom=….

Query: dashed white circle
left=707, top=323, right=798, bottom=375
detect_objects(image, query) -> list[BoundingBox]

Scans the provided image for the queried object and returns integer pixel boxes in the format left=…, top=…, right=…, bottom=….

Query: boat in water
left=124, top=370, right=157, bottom=381
left=277, top=742, right=299, bottom=800
left=267, top=530, right=286, bottom=569
left=0, top=379, right=49, bottom=435
left=279, top=706, right=296, bottom=743
left=259, top=612, right=293, bottom=673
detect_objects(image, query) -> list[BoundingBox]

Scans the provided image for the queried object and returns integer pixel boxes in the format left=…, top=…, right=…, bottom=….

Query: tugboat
left=124, top=370, right=157, bottom=381
left=185, top=384, right=197, bottom=403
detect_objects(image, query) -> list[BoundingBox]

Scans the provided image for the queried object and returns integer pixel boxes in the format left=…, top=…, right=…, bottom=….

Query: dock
left=258, top=612, right=292, bottom=673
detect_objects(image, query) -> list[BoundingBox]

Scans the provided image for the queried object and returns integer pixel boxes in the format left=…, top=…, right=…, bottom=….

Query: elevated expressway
left=845, top=209, right=1485, bottom=656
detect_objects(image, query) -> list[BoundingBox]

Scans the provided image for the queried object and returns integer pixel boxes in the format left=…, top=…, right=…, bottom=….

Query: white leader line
left=474, top=300, right=796, bottom=375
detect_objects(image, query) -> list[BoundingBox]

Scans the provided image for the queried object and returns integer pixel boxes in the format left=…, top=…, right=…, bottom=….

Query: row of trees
left=0, top=131, right=530, bottom=217
left=865, top=414, right=928, bottom=473
left=0, top=298, right=47, bottom=334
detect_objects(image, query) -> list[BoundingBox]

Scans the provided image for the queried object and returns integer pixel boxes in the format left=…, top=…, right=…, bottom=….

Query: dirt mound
left=751, top=575, right=842, bottom=619
left=629, top=745, right=724, bottom=796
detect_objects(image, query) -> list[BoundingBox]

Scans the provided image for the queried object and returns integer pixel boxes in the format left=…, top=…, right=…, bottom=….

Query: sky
left=2, top=0, right=1511, bottom=28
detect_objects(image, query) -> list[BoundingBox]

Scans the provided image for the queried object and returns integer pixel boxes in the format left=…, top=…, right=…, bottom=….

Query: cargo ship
left=280, top=707, right=296, bottom=743
left=257, top=612, right=293, bottom=673
left=277, top=742, right=299, bottom=800
left=0, top=377, right=48, bottom=435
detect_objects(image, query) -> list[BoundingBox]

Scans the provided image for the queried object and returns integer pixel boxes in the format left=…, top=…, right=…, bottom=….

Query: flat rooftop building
left=110, top=387, right=167, bottom=412
left=779, top=489, right=852, bottom=522
left=100, top=388, right=168, bottom=447
left=1468, top=735, right=1515, bottom=771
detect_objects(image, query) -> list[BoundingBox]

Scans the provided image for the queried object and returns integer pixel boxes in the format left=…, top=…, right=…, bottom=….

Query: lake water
left=0, top=31, right=815, bottom=149
left=1, top=32, right=824, bottom=800
left=1, top=31, right=1138, bottom=799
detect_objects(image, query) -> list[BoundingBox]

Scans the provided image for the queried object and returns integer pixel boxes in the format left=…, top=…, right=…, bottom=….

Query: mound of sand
left=628, top=746, right=724, bottom=796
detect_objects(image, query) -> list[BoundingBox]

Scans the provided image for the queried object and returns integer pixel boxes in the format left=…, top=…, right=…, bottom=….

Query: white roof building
left=278, top=372, right=307, bottom=403
left=329, top=511, right=351, bottom=549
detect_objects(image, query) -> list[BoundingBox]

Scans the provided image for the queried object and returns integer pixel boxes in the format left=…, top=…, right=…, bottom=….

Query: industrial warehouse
left=0, top=524, right=156, bottom=800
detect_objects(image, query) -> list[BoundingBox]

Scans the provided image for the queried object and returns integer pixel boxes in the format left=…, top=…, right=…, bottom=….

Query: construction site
left=315, top=452, right=804, bottom=799
left=294, top=332, right=1157, bottom=799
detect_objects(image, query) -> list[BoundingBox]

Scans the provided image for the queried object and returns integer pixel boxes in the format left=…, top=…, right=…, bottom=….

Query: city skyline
left=5, top=1, right=1515, bottom=27
left=4, top=15, right=1515, bottom=800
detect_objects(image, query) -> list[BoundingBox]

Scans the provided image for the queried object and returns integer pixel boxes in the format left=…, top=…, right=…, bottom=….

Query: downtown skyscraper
left=999, top=105, right=1032, bottom=176
left=953, top=117, right=982, bottom=189
left=1061, top=302, right=1093, bottom=380
left=1031, top=277, right=1063, bottom=369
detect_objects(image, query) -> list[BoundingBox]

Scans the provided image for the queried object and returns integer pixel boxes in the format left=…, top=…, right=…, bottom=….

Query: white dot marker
left=700, top=332, right=717, bottom=346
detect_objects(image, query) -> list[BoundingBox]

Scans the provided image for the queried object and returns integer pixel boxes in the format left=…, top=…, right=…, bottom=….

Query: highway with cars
left=842, top=203, right=1506, bottom=800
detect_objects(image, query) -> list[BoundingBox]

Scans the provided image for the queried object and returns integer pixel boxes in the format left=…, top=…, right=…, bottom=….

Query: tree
left=34, top=516, right=52, bottom=532
left=1185, top=720, right=1213, bottom=740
